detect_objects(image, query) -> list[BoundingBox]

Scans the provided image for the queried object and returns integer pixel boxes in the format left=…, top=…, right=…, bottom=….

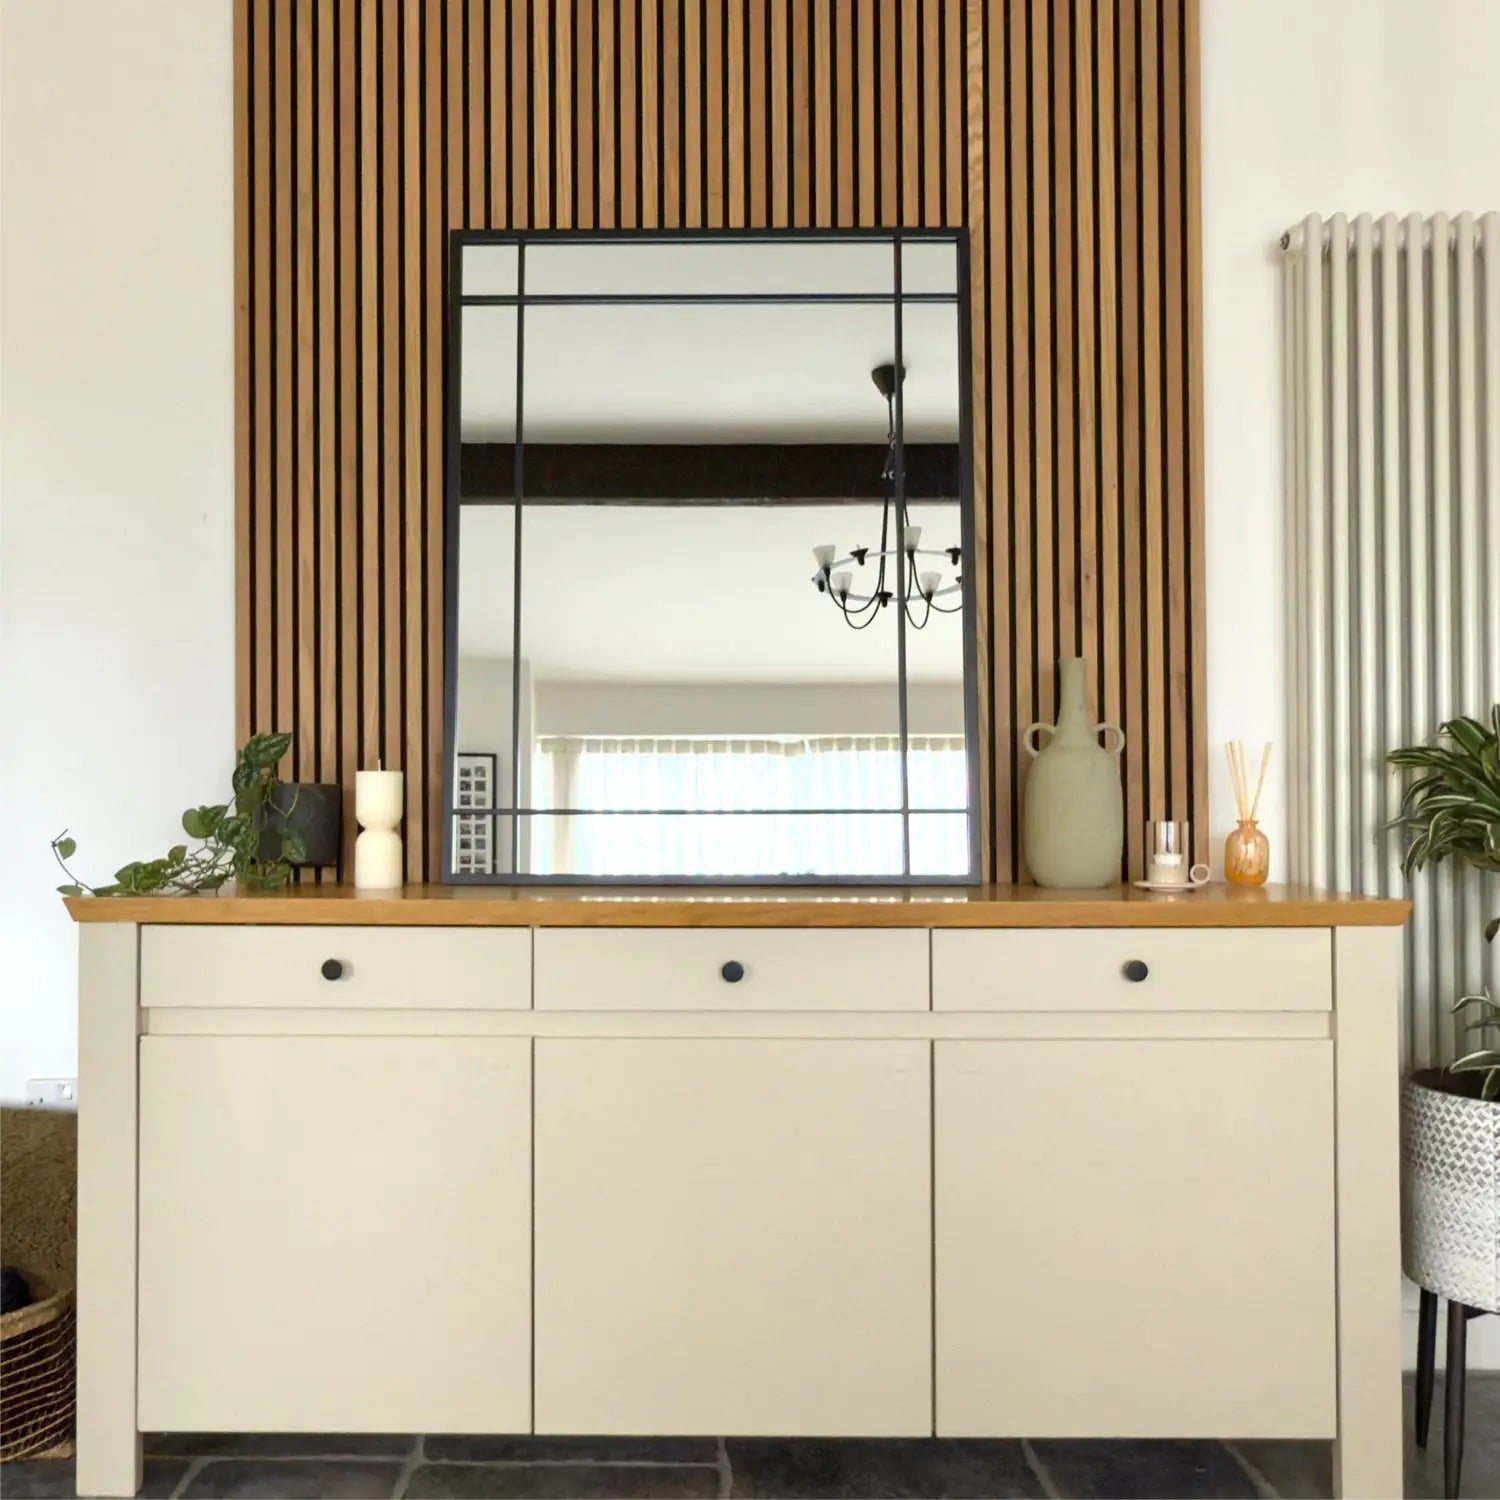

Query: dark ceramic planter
left=258, top=782, right=342, bottom=867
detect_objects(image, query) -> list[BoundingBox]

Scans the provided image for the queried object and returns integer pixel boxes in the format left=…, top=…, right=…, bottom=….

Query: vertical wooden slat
left=599, top=0, right=618, bottom=227
left=425, top=2, right=446, bottom=877
left=704, top=0, right=723, bottom=226
left=1185, top=0, right=1207, bottom=863
left=972, top=0, right=1000, bottom=879
left=900, top=0, right=918, bottom=225
left=1053, top=0, right=1076, bottom=669
left=381, top=0, right=404, bottom=787
left=468, top=0, right=487, bottom=225
left=1118, top=0, right=1143, bottom=877
left=403, top=0, right=425, bottom=874
left=1030, top=0, right=1054, bottom=736
left=1097, top=0, right=1121, bottom=825
left=943, top=0, right=962, bottom=225
left=747, top=0, right=767, bottom=225
left=682, top=0, right=701, bottom=225
left=856, top=0, right=873, bottom=226
left=1163, top=0, right=1189, bottom=833
left=512, top=0, right=531, bottom=227
left=878, top=0, right=896, bottom=224
left=535, top=0, right=555, bottom=226
left=1074, top=0, right=1098, bottom=712
left=770, top=0, right=789, bottom=227
left=490, top=0, right=509, bottom=227
left=813, top=0, right=832, bottom=226
left=557, top=0, right=575, bottom=227
left=726, top=0, right=744, bottom=226
left=620, top=0, right=638, bottom=225
left=662, top=0, right=681, bottom=227
left=274, top=0, right=295, bottom=747
left=234, top=0, right=252, bottom=748
left=317, top=0, right=338, bottom=876
left=577, top=0, right=596, bottom=227
left=1008, top=0, right=1033, bottom=878
left=835, top=0, right=853, bottom=226
left=1140, top=0, right=1165, bottom=836
left=296, top=0, right=317, bottom=794
left=640, top=0, right=658, bottom=226
left=921, top=0, right=941, bottom=227
left=791, top=0, right=810, bottom=225
left=253, top=1, right=273, bottom=739
left=234, top=0, right=1206, bottom=894
left=447, top=0, right=465, bottom=224
left=337, top=0, right=358, bottom=868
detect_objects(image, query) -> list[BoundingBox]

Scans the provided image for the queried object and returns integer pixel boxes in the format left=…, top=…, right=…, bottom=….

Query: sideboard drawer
left=932, top=929, right=1331, bottom=1012
left=534, top=928, right=929, bottom=1012
left=142, top=926, right=532, bottom=1009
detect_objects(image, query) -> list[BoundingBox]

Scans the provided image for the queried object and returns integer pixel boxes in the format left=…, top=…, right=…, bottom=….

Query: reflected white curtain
left=531, top=735, right=968, bottom=877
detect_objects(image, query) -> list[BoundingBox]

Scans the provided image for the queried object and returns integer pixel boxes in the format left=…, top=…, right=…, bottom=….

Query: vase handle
left=1096, top=722, right=1126, bottom=756
left=1021, top=722, right=1054, bottom=759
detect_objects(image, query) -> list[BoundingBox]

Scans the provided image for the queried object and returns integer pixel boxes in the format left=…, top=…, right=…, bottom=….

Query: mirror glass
left=447, top=233, right=974, bottom=883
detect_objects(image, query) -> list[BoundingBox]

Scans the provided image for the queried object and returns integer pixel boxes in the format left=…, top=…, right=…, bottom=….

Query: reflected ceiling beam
left=459, top=442, right=961, bottom=503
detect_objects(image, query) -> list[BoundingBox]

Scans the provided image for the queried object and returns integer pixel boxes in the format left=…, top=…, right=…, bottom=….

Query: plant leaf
left=57, top=884, right=83, bottom=897
left=55, top=836, right=77, bottom=860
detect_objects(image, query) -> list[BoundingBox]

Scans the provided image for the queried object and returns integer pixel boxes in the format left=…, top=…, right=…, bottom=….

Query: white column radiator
left=1282, top=211, right=1500, bottom=1068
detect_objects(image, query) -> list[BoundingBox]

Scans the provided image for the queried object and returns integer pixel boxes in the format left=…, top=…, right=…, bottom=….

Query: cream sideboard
left=68, top=884, right=1408, bottom=1500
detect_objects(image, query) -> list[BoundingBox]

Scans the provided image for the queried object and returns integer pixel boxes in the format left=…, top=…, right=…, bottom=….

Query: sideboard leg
left=1331, top=927, right=1404, bottom=1500
left=75, top=923, right=144, bottom=1499
left=1416, top=1288, right=1438, bottom=1447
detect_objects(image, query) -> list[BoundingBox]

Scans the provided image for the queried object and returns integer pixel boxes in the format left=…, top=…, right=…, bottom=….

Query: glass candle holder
left=1224, top=818, right=1270, bottom=887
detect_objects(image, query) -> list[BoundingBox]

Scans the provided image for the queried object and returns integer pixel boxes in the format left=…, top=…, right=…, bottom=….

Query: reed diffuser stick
left=1249, top=743, right=1272, bottom=822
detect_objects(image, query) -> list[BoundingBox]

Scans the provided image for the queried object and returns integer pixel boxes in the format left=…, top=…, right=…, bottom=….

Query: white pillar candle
left=355, top=769, right=404, bottom=828
left=354, top=769, right=404, bottom=890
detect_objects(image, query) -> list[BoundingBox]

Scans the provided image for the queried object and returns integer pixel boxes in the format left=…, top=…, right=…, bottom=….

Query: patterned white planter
left=1401, top=1070, right=1500, bottom=1313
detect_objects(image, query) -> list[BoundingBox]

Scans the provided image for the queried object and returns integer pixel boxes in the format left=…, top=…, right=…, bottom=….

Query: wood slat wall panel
left=234, top=0, right=1206, bottom=884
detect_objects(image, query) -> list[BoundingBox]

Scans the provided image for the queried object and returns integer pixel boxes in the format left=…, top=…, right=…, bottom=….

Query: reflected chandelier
left=809, top=363, right=963, bottom=630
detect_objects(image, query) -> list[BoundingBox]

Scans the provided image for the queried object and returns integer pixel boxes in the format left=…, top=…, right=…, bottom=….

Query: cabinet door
left=535, top=1039, right=931, bottom=1435
left=935, top=1040, right=1335, bottom=1438
left=138, top=1036, right=531, bottom=1432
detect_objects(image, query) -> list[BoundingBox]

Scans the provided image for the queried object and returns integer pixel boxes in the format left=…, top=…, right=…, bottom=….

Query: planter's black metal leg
left=1445, top=1298, right=1468, bottom=1499
left=1417, top=1288, right=1439, bottom=1447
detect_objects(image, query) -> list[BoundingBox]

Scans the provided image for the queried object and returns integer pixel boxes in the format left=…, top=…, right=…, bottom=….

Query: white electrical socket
left=26, top=1078, right=77, bottom=1108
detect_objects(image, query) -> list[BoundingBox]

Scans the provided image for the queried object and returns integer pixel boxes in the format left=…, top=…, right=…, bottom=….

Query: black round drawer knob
left=1122, top=959, right=1149, bottom=983
left=720, top=960, right=746, bottom=984
left=321, top=958, right=345, bottom=982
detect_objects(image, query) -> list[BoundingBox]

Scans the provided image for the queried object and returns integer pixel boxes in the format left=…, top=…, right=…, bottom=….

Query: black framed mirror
left=442, top=229, right=978, bottom=884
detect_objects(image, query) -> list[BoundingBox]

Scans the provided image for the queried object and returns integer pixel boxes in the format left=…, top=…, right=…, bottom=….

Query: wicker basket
left=0, top=1272, right=77, bottom=1461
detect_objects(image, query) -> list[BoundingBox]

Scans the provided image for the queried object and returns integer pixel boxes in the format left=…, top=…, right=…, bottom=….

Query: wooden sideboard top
left=66, top=882, right=1411, bottom=928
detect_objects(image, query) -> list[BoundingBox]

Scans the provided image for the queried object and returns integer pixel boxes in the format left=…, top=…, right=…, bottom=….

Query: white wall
left=0, top=1, right=234, bottom=1101
left=1200, top=0, right=1500, bottom=874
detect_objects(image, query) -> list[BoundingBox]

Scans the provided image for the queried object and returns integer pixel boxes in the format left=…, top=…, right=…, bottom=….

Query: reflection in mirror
left=447, top=234, right=974, bottom=882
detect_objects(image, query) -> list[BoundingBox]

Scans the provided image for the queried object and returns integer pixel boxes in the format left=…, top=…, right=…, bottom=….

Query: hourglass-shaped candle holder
left=354, top=769, right=404, bottom=890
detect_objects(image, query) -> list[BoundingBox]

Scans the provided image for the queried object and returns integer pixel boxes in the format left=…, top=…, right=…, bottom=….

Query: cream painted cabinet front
left=934, top=1038, right=1337, bottom=1438
left=137, top=1036, right=532, bottom=1433
left=534, top=1038, right=932, bottom=1436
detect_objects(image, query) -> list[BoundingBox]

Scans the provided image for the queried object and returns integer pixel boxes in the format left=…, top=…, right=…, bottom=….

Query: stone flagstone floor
left=2, top=1377, right=1495, bottom=1499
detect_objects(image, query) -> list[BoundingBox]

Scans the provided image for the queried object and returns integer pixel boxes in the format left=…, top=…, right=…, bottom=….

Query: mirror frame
left=441, top=227, right=980, bottom=886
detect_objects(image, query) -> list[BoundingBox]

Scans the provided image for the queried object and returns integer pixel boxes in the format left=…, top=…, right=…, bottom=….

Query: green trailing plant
left=1388, top=704, right=1500, bottom=1098
left=53, top=732, right=306, bottom=897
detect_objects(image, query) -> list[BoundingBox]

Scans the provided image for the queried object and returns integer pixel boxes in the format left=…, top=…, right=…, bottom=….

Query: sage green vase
left=1021, top=658, right=1125, bottom=888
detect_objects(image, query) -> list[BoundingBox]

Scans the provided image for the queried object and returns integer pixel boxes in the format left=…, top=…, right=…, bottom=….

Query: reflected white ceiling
left=459, top=242, right=963, bottom=442
left=457, top=502, right=967, bottom=685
